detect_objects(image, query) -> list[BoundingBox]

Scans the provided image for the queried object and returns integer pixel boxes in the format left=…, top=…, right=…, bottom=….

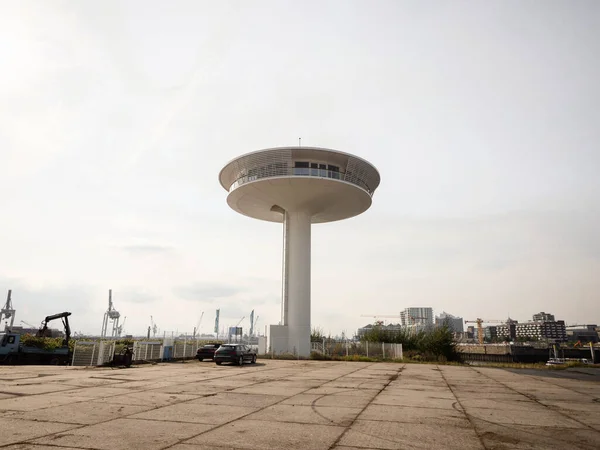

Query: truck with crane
left=0, top=312, right=72, bottom=365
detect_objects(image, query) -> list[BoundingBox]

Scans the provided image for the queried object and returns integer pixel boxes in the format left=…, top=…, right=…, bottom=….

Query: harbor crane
left=1, top=290, right=16, bottom=331
left=150, top=316, right=158, bottom=338
left=117, top=316, right=127, bottom=337
left=101, top=289, right=121, bottom=339
left=193, top=312, right=204, bottom=338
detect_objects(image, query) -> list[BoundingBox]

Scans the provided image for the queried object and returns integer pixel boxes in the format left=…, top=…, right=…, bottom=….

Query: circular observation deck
left=219, top=147, right=380, bottom=223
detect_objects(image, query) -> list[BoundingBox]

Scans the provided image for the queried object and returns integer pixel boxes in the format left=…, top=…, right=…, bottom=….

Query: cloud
left=114, top=289, right=159, bottom=304
left=0, top=275, right=98, bottom=326
left=175, top=282, right=241, bottom=301
left=120, top=244, right=175, bottom=254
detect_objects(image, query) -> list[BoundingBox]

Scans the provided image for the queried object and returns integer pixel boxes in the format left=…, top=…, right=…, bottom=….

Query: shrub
left=19, top=334, right=67, bottom=351
left=361, top=324, right=458, bottom=362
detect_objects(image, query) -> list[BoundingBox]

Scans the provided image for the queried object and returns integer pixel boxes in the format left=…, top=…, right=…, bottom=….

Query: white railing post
left=382, top=342, right=385, bottom=359
left=366, top=341, right=369, bottom=358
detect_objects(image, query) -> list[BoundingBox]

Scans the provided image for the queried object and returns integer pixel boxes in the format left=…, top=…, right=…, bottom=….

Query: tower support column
left=283, top=209, right=311, bottom=357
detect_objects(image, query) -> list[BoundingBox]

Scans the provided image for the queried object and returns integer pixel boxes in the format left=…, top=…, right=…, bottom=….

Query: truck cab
left=0, top=333, right=20, bottom=360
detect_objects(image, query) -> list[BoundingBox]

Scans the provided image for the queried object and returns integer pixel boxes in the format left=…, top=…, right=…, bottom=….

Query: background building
left=533, top=312, right=555, bottom=322
left=497, top=320, right=566, bottom=342
left=496, top=319, right=518, bottom=341
left=400, top=307, right=433, bottom=327
left=517, top=321, right=566, bottom=342
left=356, top=322, right=403, bottom=339
left=566, top=324, right=599, bottom=343
left=435, top=311, right=464, bottom=333
left=484, top=326, right=498, bottom=341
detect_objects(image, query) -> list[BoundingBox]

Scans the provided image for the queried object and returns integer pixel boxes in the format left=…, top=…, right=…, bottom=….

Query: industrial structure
left=100, top=290, right=121, bottom=339
left=220, top=146, right=380, bottom=356
left=1, top=290, right=15, bottom=331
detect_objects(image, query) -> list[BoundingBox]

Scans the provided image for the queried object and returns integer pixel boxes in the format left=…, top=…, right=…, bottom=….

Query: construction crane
left=464, top=319, right=508, bottom=344
left=193, top=312, right=204, bottom=338
left=361, top=314, right=401, bottom=319
left=361, top=314, right=427, bottom=326
left=20, top=320, right=37, bottom=329
left=360, top=314, right=402, bottom=325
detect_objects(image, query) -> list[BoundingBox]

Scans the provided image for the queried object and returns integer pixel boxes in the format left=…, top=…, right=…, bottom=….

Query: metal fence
left=131, top=338, right=231, bottom=362
left=72, top=340, right=116, bottom=366
left=269, top=338, right=402, bottom=359
left=132, top=341, right=163, bottom=362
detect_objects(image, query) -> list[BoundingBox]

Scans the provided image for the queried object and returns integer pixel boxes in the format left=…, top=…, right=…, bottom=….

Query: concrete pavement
left=0, top=360, right=599, bottom=449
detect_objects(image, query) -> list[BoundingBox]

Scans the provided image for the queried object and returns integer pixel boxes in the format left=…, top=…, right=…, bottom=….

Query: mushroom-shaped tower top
left=219, top=147, right=380, bottom=223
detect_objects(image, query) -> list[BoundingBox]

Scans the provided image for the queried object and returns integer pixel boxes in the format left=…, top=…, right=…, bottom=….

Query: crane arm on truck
left=36, top=312, right=71, bottom=347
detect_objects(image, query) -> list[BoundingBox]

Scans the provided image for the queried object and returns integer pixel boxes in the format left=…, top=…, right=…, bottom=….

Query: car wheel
left=216, top=361, right=222, bottom=365
left=238, top=356, right=243, bottom=366
left=251, top=355, right=256, bottom=364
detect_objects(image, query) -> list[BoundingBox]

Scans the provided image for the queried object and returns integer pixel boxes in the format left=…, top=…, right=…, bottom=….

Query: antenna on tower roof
left=299, top=137, right=301, bottom=147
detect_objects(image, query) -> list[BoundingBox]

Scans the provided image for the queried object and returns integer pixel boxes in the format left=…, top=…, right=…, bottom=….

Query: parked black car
left=196, top=344, right=221, bottom=361
left=214, top=344, right=257, bottom=365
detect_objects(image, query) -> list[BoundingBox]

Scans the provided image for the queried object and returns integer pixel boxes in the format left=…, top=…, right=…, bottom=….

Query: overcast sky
left=1, top=1, right=598, bottom=337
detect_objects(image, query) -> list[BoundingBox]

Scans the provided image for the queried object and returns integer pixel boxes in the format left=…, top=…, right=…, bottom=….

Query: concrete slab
left=247, top=403, right=362, bottom=426
left=372, top=392, right=458, bottom=409
left=0, top=393, right=95, bottom=412
left=473, top=420, right=600, bottom=449
left=30, top=418, right=213, bottom=450
left=96, top=390, right=201, bottom=407
left=190, top=392, right=286, bottom=408
left=130, top=401, right=257, bottom=425
left=0, top=419, right=79, bottom=447
left=169, top=444, right=239, bottom=450
left=15, top=400, right=152, bottom=425
left=0, top=361, right=598, bottom=449
left=0, top=382, right=79, bottom=395
left=184, top=419, right=345, bottom=450
left=359, top=403, right=470, bottom=428
left=282, top=392, right=376, bottom=409
left=464, top=406, right=584, bottom=428
left=229, top=383, right=308, bottom=396
left=338, top=419, right=484, bottom=449
left=1, top=445, right=78, bottom=450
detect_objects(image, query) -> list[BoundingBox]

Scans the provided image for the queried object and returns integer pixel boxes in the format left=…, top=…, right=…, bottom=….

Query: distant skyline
left=1, top=1, right=598, bottom=337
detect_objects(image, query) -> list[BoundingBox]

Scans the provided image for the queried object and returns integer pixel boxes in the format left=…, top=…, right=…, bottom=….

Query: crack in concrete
left=165, top=362, right=379, bottom=450
left=326, top=364, right=405, bottom=450
left=470, top=366, right=600, bottom=433
left=439, top=366, right=488, bottom=450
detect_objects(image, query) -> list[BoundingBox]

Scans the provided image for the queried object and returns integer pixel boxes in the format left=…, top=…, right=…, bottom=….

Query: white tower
left=100, top=289, right=121, bottom=339
left=219, top=147, right=380, bottom=357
